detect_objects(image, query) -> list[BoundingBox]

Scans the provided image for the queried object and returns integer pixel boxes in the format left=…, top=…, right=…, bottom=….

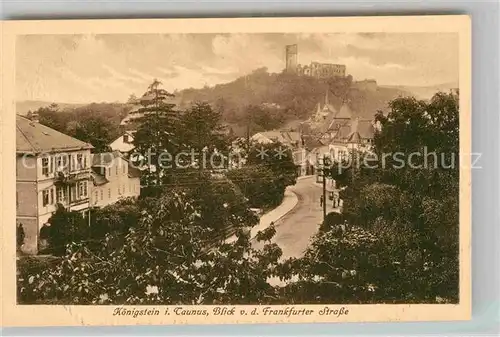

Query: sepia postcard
left=1, top=15, right=471, bottom=327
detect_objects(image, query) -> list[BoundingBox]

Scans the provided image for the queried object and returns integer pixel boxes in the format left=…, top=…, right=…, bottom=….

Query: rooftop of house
left=331, top=118, right=375, bottom=143
left=90, top=152, right=141, bottom=186
left=109, top=132, right=136, bottom=153
left=301, top=135, right=326, bottom=150
left=16, top=115, right=93, bottom=154
left=336, top=103, right=353, bottom=119
left=91, top=151, right=122, bottom=167
left=253, top=131, right=302, bottom=146
left=90, top=170, right=109, bottom=186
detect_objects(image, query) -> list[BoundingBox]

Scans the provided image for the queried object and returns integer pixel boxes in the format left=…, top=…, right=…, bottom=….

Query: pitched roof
left=302, top=135, right=326, bottom=150
left=91, top=151, right=122, bottom=166
left=333, top=118, right=375, bottom=143
left=254, top=131, right=302, bottom=146
left=16, top=115, right=93, bottom=154
left=332, top=124, right=352, bottom=141
left=335, top=104, right=353, bottom=119
left=110, top=132, right=136, bottom=153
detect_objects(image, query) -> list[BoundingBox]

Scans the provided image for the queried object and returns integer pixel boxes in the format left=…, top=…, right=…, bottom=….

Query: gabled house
left=89, top=151, right=141, bottom=208
left=313, top=117, right=376, bottom=170
left=16, top=115, right=93, bottom=254
left=109, top=131, right=136, bottom=156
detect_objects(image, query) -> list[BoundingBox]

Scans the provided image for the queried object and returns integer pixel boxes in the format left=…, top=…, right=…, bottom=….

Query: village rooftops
left=16, top=115, right=93, bottom=154
left=331, top=118, right=375, bottom=143
left=252, top=131, right=302, bottom=147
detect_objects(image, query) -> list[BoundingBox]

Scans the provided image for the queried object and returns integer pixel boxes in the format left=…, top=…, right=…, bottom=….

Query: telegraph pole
left=322, top=154, right=328, bottom=222
left=245, top=75, right=251, bottom=152
left=322, top=164, right=327, bottom=221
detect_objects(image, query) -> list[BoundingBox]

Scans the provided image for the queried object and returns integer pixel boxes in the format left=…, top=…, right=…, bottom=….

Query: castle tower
left=285, top=44, right=298, bottom=74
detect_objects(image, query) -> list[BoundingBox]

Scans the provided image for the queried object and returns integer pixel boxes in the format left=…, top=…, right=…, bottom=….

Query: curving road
left=252, top=176, right=324, bottom=259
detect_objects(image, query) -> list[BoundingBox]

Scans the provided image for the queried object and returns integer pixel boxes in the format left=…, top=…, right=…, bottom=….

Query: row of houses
left=16, top=115, right=141, bottom=254
left=251, top=90, right=378, bottom=180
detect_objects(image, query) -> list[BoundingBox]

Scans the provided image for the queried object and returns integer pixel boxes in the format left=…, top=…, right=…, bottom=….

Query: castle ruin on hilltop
left=285, top=44, right=346, bottom=79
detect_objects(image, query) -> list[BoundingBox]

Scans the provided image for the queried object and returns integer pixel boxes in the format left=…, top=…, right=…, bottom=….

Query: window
left=50, top=188, right=54, bottom=204
left=83, top=155, right=87, bottom=169
left=115, top=165, right=118, bottom=175
left=77, top=154, right=83, bottom=170
left=108, top=188, right=111, bottom=198
left=100, top=190, right=104, bottom=200
left=56, top=155, right=62, bottom=169
left=71, top=185, right=77, bottom=201
left=78, top=181, right=88, bottom=199
left=42, top=190, right=50, bottom=206
left=95, top=190, right=98, bottom=202
left=57, top=187, right=65, bottom=203
left=123, top=163, right=126, bottom=174
left=123, top=134, right=129, bottom=143
left=49, top=156, right=54, bottom=173
left=42, top=157, right=49, bottom=175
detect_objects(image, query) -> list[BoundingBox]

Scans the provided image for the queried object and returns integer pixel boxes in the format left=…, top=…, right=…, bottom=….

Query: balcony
left=55, top=170, right=90, bottom=186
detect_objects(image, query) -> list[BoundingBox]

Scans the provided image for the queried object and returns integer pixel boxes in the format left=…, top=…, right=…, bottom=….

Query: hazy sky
left=17, top=33, right=459, bottom=103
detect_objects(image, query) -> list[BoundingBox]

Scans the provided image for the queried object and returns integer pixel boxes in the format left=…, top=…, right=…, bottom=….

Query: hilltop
left=18, top=68, right=420, bottom=137
left=174, top=68, right=409, bottom=133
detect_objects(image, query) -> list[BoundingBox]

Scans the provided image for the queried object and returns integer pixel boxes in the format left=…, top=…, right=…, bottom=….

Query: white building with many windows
left=16, top=115, right=93, bottom=254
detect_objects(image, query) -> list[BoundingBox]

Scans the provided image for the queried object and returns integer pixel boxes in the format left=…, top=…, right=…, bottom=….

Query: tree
left=178, top=101, right=229, bottom=169
left=88, top=198, right=142, bottom=250
left=127, top=94, right=138, bottom=104
left=44, top=206, right=88, bottom=256
left=295, top=91, right=460, bottom=303
left=72, top=115, right=115, bottom=153
left=18, top=191, right=283, bottom=305
left=34, top=104, right=68, bottom=132
left=169, top=170, right=259, bottom=240
left=246, top=142, right=298, bottom=187
left=227, top=165, right=287, bottom=210
left=132, top=79, right=180, bottom=193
